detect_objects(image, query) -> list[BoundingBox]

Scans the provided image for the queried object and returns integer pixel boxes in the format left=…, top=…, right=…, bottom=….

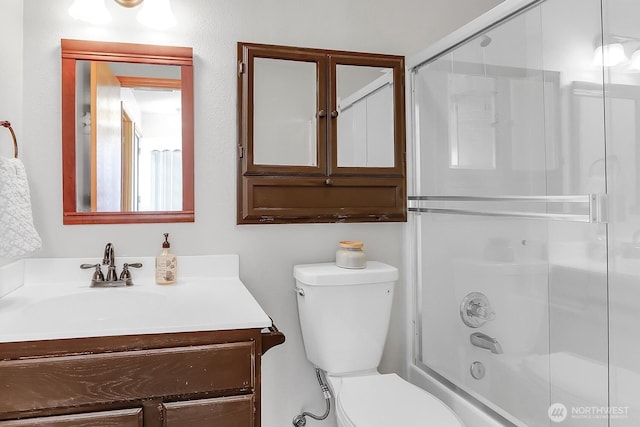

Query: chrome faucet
left=80, top=243, right=143, bottom=287
left=470, top=332, right=503, bottom=354
left=102, top=242, right=118, bottom=282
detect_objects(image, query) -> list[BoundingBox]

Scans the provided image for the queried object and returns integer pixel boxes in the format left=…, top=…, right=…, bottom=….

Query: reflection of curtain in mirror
left=150, top=149, right=182, bottom=211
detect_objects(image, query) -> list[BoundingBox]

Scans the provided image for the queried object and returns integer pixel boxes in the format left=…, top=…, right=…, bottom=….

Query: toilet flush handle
left=294, top=287, right=305, bottom=296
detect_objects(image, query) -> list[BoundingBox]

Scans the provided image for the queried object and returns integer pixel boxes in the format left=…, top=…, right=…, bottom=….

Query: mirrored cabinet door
left=253, top=58, right=319, bottom=167
left=336, top=64, right=395, bottom=168
left=330, top=55, right=405, bottom=176
left=239, top=44, right=327, bottom=176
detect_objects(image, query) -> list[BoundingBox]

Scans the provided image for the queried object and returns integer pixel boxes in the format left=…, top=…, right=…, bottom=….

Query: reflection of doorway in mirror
left=91, top=62, right=122, bottom=212
left=121, top=109, right=134, bottom=212
left=448, top=73, right=496, bottom=170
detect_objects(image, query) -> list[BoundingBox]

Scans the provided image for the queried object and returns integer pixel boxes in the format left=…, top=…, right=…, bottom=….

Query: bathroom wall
left=3, top=1, right=502, bottom=425
left=0, top=0, right=23, bottom=160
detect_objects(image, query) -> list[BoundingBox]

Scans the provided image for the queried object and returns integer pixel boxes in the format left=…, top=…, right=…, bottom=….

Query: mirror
left=253, top=57, right=318, bottom=167
left=240, top=43, right=404, bottom=176
left=336, top=64, right=395, bottom=167
left=61, top=39, right=194, bottom=224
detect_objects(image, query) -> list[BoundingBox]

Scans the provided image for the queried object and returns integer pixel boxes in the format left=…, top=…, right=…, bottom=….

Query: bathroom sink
left=21, top=289, right=167, bottom=324
left=0, top=255, right=272, bottom=343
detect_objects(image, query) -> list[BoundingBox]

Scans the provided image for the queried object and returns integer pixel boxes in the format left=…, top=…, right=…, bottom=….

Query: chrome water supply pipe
left=292, top=368, right=331, bottom=426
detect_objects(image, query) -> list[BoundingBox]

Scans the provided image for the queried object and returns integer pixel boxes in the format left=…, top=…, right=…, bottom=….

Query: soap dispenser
left=156, top=233, right=177, bottom=285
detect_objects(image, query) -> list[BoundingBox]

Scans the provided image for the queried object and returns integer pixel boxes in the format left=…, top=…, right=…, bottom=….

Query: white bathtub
left=408, top=363, right=523, bottom=427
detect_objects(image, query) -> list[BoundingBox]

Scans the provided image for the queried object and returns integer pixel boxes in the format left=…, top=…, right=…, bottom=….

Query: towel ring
left=0, top=121, right=18, bottom=158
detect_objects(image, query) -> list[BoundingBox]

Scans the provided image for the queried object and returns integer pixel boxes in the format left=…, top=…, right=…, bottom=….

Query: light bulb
left=629, top=50, right=640, bottom=71
left=592, top=43, right=627, bottom=67
left=137, top=0, right=176, bottom=30
left=68, top=0, right=112, bottom=25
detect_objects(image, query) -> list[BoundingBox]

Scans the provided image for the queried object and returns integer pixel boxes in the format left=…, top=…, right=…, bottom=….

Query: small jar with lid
left=336, top=241, right=366, bottom=269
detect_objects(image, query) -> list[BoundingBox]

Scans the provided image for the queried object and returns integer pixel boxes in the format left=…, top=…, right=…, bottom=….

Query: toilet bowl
left=294, top=262, right=463, bottom=427
left=328, top=373, right=464, bottom=427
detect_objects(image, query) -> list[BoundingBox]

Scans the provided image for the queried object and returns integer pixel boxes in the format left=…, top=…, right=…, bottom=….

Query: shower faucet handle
left=460, top=292, right=495, bottom=328
left=468, top=301, right=495, bottom=321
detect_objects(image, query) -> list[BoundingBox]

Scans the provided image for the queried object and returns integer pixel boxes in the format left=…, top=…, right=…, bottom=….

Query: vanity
left=0, top=255, right=284, bottom=427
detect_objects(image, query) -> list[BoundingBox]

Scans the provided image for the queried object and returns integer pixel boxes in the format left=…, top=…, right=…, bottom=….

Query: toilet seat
left=335, top=374, right=464, bottom=427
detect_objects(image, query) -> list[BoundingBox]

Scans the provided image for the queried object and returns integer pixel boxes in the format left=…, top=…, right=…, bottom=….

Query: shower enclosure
left=407, top=0, right=640, bottom=425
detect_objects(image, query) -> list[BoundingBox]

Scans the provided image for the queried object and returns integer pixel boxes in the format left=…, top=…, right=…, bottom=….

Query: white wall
left=5, top=1, right=502, bottom=425
left=0, top=0, right=23, bottom=160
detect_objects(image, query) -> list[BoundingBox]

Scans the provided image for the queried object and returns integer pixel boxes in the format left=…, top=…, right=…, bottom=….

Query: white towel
left=0, top=157, right=42, bottom=257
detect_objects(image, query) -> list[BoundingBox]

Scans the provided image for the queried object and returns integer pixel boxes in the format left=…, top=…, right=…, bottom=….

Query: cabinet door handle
left=331, top=110, right=339, bottom=118
left=325, top=178, right=333, bottom=185
left=317, top=110, right=326, bottom=118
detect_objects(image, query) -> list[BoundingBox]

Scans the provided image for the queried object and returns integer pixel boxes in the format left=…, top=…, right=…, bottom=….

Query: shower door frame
left=404, top=0, right=610, bottom=425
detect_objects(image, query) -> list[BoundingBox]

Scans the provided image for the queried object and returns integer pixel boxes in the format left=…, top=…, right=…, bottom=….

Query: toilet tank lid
left=294, top=262, right=398, bottom=286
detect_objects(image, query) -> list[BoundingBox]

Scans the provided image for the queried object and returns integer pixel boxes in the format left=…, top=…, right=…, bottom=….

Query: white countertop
left=0, top=255, right=272, bottom=343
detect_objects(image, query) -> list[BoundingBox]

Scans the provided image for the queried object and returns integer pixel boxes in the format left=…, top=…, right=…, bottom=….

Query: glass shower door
left=409, top=0, right=609, bottom=425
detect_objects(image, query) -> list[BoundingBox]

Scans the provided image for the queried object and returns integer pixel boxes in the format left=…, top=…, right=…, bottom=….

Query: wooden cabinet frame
left=237, top=42, right=406, bottom=224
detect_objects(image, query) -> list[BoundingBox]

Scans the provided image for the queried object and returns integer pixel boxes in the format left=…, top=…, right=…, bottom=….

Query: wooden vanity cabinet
left=0, top=328, right=284, bottom=427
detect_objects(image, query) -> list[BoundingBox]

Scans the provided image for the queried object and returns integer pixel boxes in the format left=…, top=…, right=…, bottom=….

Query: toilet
left=294, top=261, right=464, bottom=427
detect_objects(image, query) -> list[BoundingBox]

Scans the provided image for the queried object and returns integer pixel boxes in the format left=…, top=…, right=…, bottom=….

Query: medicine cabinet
left=237, top=42, right=406, bottom=224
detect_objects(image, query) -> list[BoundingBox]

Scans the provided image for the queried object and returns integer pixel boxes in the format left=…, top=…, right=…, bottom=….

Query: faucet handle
left=80, top=263, right=105, bottom=282
left=119, top=262, right=143, bottom=286
left=80, top=263, right=99, bottom=269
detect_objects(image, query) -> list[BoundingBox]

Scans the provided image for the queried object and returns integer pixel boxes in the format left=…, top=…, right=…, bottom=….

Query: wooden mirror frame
left=61, top=39, right=194, bottom=224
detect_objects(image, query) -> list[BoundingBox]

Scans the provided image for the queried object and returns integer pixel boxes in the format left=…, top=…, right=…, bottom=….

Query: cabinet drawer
left=0, top=408, right=142, bottom=427
left=0, top=342, right=254, bottom=414
left=162, top=395, right=254, bottom=427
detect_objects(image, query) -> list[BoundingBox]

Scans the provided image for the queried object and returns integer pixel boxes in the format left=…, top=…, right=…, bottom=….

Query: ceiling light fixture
left=592, top=43, right=627, bottom=67
left=592, top=34, right=630, bottom=68
left=137, top=0, right=176, bottom=30
left=68, top=0, right=176, bottom=29
left=114, top=0, right=144, bottom=6
left=68, top=0, right=112, bottom=25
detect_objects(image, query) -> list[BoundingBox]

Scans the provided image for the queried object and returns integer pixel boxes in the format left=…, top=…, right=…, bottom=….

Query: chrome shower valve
left=460, top=292, right=495, bottom=328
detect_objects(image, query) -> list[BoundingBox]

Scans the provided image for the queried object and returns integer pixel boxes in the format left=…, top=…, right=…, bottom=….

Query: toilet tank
left=294, top=261, right=398, bottom=375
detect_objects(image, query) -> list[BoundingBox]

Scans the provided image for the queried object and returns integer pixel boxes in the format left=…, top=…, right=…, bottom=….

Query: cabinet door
left=0, top=408, right=142, bottom=427
left=162, top=395, right=254, bottom=427
left=239, top=43, right=327, bottom=176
